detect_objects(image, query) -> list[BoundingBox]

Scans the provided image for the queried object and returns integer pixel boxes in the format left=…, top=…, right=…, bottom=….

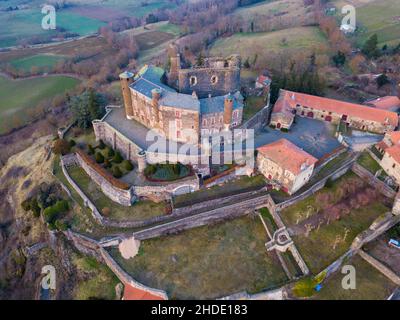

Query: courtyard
left=109, top=216, right=289, bottom=299
left=254, top=117, right=341, bottom=159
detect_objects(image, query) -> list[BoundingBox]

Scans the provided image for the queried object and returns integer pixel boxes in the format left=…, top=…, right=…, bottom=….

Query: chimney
left=223, top=93, right=234, bottom=131
left=119, top=71, right=135, bottom=120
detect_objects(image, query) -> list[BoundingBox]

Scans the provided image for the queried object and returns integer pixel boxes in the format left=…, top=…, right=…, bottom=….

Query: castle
left=118, top=44, right=244, bottom=144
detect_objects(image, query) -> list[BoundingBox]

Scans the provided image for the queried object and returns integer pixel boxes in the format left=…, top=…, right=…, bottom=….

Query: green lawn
left=109, top=216, right=288, bottom=299
left=67, top=166, right=167, bottom=222
left=0, top=75, right=80, bottom=134
left=210, top=27, right=328, bottom=61
left=357, top=151, right=382, bottom=175
left=243, top=96, right=266, bottom=121
left=10, top=54, right=65, bottom=73
left=314, top=254, right=397, bottom=300
left=173, top=175, right=267, bottom=208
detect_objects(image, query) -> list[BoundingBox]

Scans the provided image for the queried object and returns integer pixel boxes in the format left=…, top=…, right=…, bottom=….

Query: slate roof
left=200, top=92, right=244, bottom=114
left=129, top=65, right=243, bottom=114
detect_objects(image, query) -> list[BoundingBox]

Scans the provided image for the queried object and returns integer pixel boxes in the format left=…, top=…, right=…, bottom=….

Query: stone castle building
left=118, top=45, right=243, bottom=144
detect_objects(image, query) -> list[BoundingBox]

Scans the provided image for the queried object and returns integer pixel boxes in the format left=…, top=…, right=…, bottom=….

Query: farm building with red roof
left=270, top=90, right=399, bottom=134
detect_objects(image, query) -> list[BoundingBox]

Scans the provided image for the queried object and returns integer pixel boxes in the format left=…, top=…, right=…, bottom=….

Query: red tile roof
left=277, top=90, right=399, bottom=128
left=388, top=131, right=400, bottom=145
left=367, top=96, right=400, bottom=110
left=257, top=138, right=318, bottom=175
left=386, top=145, right=400, bottom=164
left=123, top=283, right=166, bottom=300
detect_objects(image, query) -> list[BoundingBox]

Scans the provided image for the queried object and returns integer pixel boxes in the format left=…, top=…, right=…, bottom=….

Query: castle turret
left=119, top=71, right=134, bottom=119
left=151, top=88, right=161, bottom=124
left=137, top=150, right=147, bottom=174
left=223, top=93, right=234, bottom=131
left=168, top=44, right=180, bottom=88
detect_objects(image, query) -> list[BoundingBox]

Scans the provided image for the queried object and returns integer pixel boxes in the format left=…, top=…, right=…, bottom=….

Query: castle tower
left=223, top=93, right=234, bottom=131
left=151, top=88, right=161, bottom=125
left=119, top=71, right=135, bottom=119
left=137, top=151, right=147, bottom=173
left=168, top=44, right=180, bottom=88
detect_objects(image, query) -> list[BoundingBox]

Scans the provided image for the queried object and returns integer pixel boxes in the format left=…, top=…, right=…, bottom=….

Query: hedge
left=76, top=149, right=130, bottom=190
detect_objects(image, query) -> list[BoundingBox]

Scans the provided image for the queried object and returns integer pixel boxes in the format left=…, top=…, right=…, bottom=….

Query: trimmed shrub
left=95, top=152, right=104, bottom=164
left=69, top=139, right=76, bottom=147
left=113, top=166, right=122, bottom=178
left=123, top=160, right=133, bottom=171
left=99, top=139, right=106, bottom=149
left=144, top=164, right=157, bottom=176
left=281, top=128, right=289, bottom=133
left=107, top=147, right=115, bottom=158
left=103, top=159, right=111, bottom=169
left=113, top=151, right=123, bottom=164
left=88, top=144, right=95, bottom=155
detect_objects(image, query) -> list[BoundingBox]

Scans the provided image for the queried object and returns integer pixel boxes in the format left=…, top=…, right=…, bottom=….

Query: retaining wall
left=352, top=162, right=396, bottom=198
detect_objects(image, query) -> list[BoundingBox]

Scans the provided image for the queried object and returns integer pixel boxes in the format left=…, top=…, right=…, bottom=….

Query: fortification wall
left=62, top=153, right=135, bottom=206
left=93, top=120, right=143, bottom=163
left=352, top=162, right=396, bottom=198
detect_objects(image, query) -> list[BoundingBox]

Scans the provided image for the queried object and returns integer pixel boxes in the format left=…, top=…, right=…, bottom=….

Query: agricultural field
left=0, top=0, right=179, bottom=48
left=9, top=54, right=65, bottom=73
left=333, top=0, right=400, bottom=46
left=234, top=0, right=308, bottom=20
left=281, top=172, right=391, bottom=274
left=209, top=27, right=328, bottom=64
left=109, top=216, right=288, bottom=299
left=314, top=254, right=397, bottom=300
left=0, top=75, right=80, bottom=134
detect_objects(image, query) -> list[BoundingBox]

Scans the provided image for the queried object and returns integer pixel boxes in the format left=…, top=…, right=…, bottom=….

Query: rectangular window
left=175, top=111, right=181, bottom=118
left=177, top=130, right=181, bottom=138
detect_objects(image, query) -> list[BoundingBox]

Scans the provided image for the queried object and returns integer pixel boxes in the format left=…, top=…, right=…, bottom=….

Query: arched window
left=210, top=75, right=218, bottom=85
left=190, top=76, right=197, bottom=86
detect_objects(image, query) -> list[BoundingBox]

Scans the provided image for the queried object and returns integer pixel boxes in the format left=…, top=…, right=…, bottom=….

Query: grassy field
left=72, top=254, right=119, bottom=300
left=356, top=151, right=382, bottom=175
left=0, top=0, right=179, bottom=48
left=234, top=0, right=307, bottom=19
left=281, top=172, right=390, bottom=274
left=314, top=254, right=397, bottom=300
left=209, top=27, right=328, bottom=61
left=333, top=0, right=400, bottom=46
left=109, top=216, right=288, bottom=299
left=9, top=54, right=65, bottom=73
left=0, top=75, right=80, bottom=134
left=67, top=166, right=167, bottom=221
left=243, top=96, right=266, bottom=121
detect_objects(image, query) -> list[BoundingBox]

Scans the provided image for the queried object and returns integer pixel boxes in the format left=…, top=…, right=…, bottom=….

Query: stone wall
left=358, top=250, right=400, bottom=286
left=239, top=101, right=271, bottom=134
left=133, top=193, right=273, bottom=240
left=66, top=153, right=135, bottom=206
left=93, top=120, right=143, bottom=163
left=275, top=157, right=355, bottom=211
left=352, top=162, right=396, bottom=198
left=65, top=230, right=168, bottom=299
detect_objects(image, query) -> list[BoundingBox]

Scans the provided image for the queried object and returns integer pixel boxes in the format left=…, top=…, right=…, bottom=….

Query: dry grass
left=109, top=216, right=288, bottom=299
